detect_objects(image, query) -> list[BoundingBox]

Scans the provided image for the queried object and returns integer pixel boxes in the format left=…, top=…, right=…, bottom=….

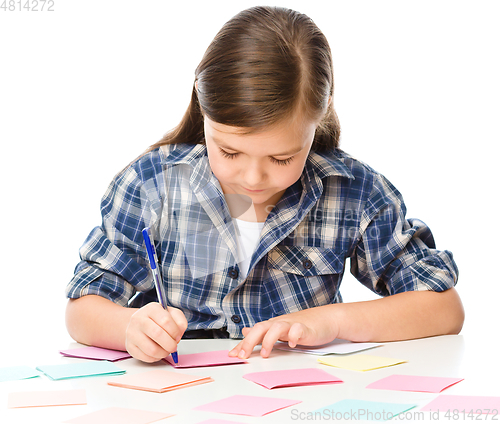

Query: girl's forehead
left=205, top=116, right=318, bottom=140
left=204, top=116, right=317, bottom=156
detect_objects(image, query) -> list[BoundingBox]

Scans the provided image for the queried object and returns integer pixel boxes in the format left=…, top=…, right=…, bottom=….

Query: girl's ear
left=195, top=80, right=199, bottom=91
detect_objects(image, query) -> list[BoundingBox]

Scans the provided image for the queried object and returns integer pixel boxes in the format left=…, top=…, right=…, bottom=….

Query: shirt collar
left=160, top=143, right=207, bottom=166
left=160, top=144, right=214, bottom=193
left=306, top=150, right=355, bottom=181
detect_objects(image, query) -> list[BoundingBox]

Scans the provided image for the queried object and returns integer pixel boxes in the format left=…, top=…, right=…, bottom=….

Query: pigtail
left=145, top=84, right=205, bottom=153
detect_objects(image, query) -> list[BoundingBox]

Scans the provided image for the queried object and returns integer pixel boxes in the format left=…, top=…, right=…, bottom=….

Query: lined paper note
left=275, top=339, right=381, bottom=355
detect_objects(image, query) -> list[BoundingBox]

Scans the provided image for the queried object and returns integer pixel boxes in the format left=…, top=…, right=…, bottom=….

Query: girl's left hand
left=228, top=306, right=340, bottom=359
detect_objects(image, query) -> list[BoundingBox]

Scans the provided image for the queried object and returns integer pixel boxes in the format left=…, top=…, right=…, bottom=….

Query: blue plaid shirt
left=66, top=143, right=458, bottom=338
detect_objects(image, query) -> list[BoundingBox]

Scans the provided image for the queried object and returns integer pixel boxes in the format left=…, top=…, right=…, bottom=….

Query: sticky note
left=107, top=370, right=212, bottom=393
left=64, top=407, right=174, bottom=424
left=367, top=374, right=463, bottom=393
left=37, top=361, right=125, bottom=380
left=421, top=395, right=500, bottom=414
left=194, top=394, right=301, bottom=416
left=8, top=389, right=87, bottom=408
left=318, top=354, right=407, bottom=371
left=163, top=350, right=247, bottom=368
left=60, top=347, right=132, bottom=362
left=243, top=368, right=343, bottom=389
left=0, top=366, right=40, bottom=382
left=316, top=399, right=416, bottom=421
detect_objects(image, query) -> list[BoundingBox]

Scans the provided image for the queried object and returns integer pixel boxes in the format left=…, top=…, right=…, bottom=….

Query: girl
left=65, top=6, right=464, bottom=363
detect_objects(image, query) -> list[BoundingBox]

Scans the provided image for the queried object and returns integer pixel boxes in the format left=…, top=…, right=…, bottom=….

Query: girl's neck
left=235, top=206, right=265, bottom=223
left=225, top=191, right=284, bottom=222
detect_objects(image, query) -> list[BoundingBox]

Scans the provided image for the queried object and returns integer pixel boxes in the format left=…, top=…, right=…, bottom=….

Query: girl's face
left=204, top=115, right=317, bottom=218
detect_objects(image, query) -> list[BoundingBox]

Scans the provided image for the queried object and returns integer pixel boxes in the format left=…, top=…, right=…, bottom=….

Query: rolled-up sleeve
left=66, top=165, right=156, bottom=306
left=350, top=174, right=459, bottom=296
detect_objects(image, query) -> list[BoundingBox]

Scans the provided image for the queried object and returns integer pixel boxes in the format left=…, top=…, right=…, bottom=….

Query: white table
left=1, top=334, right=497, bottom=423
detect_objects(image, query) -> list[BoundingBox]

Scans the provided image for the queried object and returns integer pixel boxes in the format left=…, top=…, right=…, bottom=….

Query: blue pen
left=142, top=227, right=178, bottom=364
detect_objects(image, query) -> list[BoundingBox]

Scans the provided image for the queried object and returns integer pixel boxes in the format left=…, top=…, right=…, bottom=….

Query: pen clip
left=142, top=227, right=158, bottom=270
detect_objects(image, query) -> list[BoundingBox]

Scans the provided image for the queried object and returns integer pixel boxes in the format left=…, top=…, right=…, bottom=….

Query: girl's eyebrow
left=212, top=136, right=302, bottom=156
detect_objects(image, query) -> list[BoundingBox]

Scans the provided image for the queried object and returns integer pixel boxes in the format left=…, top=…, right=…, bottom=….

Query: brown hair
left=148, top=6, right=340, bottom=153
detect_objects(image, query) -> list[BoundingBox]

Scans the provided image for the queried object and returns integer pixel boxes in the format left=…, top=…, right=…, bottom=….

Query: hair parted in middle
left=150, top=6, right=340, bottom=153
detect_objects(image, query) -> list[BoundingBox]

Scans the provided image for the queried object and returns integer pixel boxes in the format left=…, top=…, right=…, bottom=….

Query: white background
left=0, top=0, right=498, bottom=352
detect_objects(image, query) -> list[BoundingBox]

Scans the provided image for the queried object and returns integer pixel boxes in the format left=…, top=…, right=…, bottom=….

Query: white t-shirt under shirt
left=232, top=218, right=265, bottom=278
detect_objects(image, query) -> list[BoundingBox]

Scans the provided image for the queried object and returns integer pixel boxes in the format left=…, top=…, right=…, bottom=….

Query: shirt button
left=303, top=259, right=313, bottom=270
left=231, top=315, right=241, bottom=323
left=228, top=268, right=239, bottom=279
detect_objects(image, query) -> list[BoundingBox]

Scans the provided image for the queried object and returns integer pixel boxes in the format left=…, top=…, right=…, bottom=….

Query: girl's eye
left=219, top=148, right=238, bottom=159
left=270, top=156, right=294, bottom=166
left=219, top=147, right=294, bottom=166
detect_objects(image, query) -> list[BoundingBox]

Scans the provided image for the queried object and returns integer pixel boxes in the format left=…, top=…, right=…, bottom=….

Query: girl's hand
left=125, top=303, right=188, bottom=363
left=228, top=306, right=340, bottom=359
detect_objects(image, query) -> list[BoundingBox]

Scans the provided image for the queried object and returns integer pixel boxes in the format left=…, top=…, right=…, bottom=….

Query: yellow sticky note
left=318, top=354, right=407, bottom=371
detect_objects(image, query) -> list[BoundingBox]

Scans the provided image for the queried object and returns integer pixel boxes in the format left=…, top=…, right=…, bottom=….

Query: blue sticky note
left=0, top=366, right=40, bottom=382
left=315, top=399, right=416, bottom=421
left=36, top=361, right=126, bottom=381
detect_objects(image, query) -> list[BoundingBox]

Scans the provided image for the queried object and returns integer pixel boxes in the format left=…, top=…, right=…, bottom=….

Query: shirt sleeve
left=349, top=173, right=459, bottom=296
left=65, top=165, right=156, bottom=306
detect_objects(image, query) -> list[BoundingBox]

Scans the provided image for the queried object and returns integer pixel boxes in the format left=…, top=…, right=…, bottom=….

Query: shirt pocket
left=262, top=246, right=346, bottom=317
left=267, top=246, right=345, bottom=276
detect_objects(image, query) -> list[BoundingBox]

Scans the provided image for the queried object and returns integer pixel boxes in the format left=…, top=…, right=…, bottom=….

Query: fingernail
left=238, top=350, right=246, bottom=359
left=260, top=348, right=268, bottom=357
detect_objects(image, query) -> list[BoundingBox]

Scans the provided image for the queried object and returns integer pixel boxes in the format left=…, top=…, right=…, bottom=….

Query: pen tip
left=172, top=351, right=178, bottom=364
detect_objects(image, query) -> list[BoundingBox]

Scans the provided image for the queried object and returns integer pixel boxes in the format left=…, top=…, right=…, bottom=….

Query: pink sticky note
left=60, top=347, right=132, bottom=362
left=243, top=368, right=343, bottom=389
left=8, top=389, right=87, bottom=408
left=421, top=395, right=500, bottom=414
left=366, top=374, right=463, bottom=393
left=194, top=394, right=301, bottom=417
left=64, top=407, right=174, bottom=424
left=164, top=350, right=247, bottom=368
left=107, top=370, right=212, bottom=393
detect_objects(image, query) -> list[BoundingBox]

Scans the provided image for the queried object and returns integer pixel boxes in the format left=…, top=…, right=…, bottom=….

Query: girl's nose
left=242, top=161, right=266, bottom=188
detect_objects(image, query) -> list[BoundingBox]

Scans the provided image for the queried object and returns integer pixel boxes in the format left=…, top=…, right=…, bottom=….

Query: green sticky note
left=0, top=366, right=40, bottom=382
left=36, top=361, right=125, bottom=381
left=315, top=399, right=416, bottom=421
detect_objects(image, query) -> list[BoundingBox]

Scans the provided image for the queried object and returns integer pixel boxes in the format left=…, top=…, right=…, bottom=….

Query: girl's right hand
left=125, top=302, right=188, bottom=363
